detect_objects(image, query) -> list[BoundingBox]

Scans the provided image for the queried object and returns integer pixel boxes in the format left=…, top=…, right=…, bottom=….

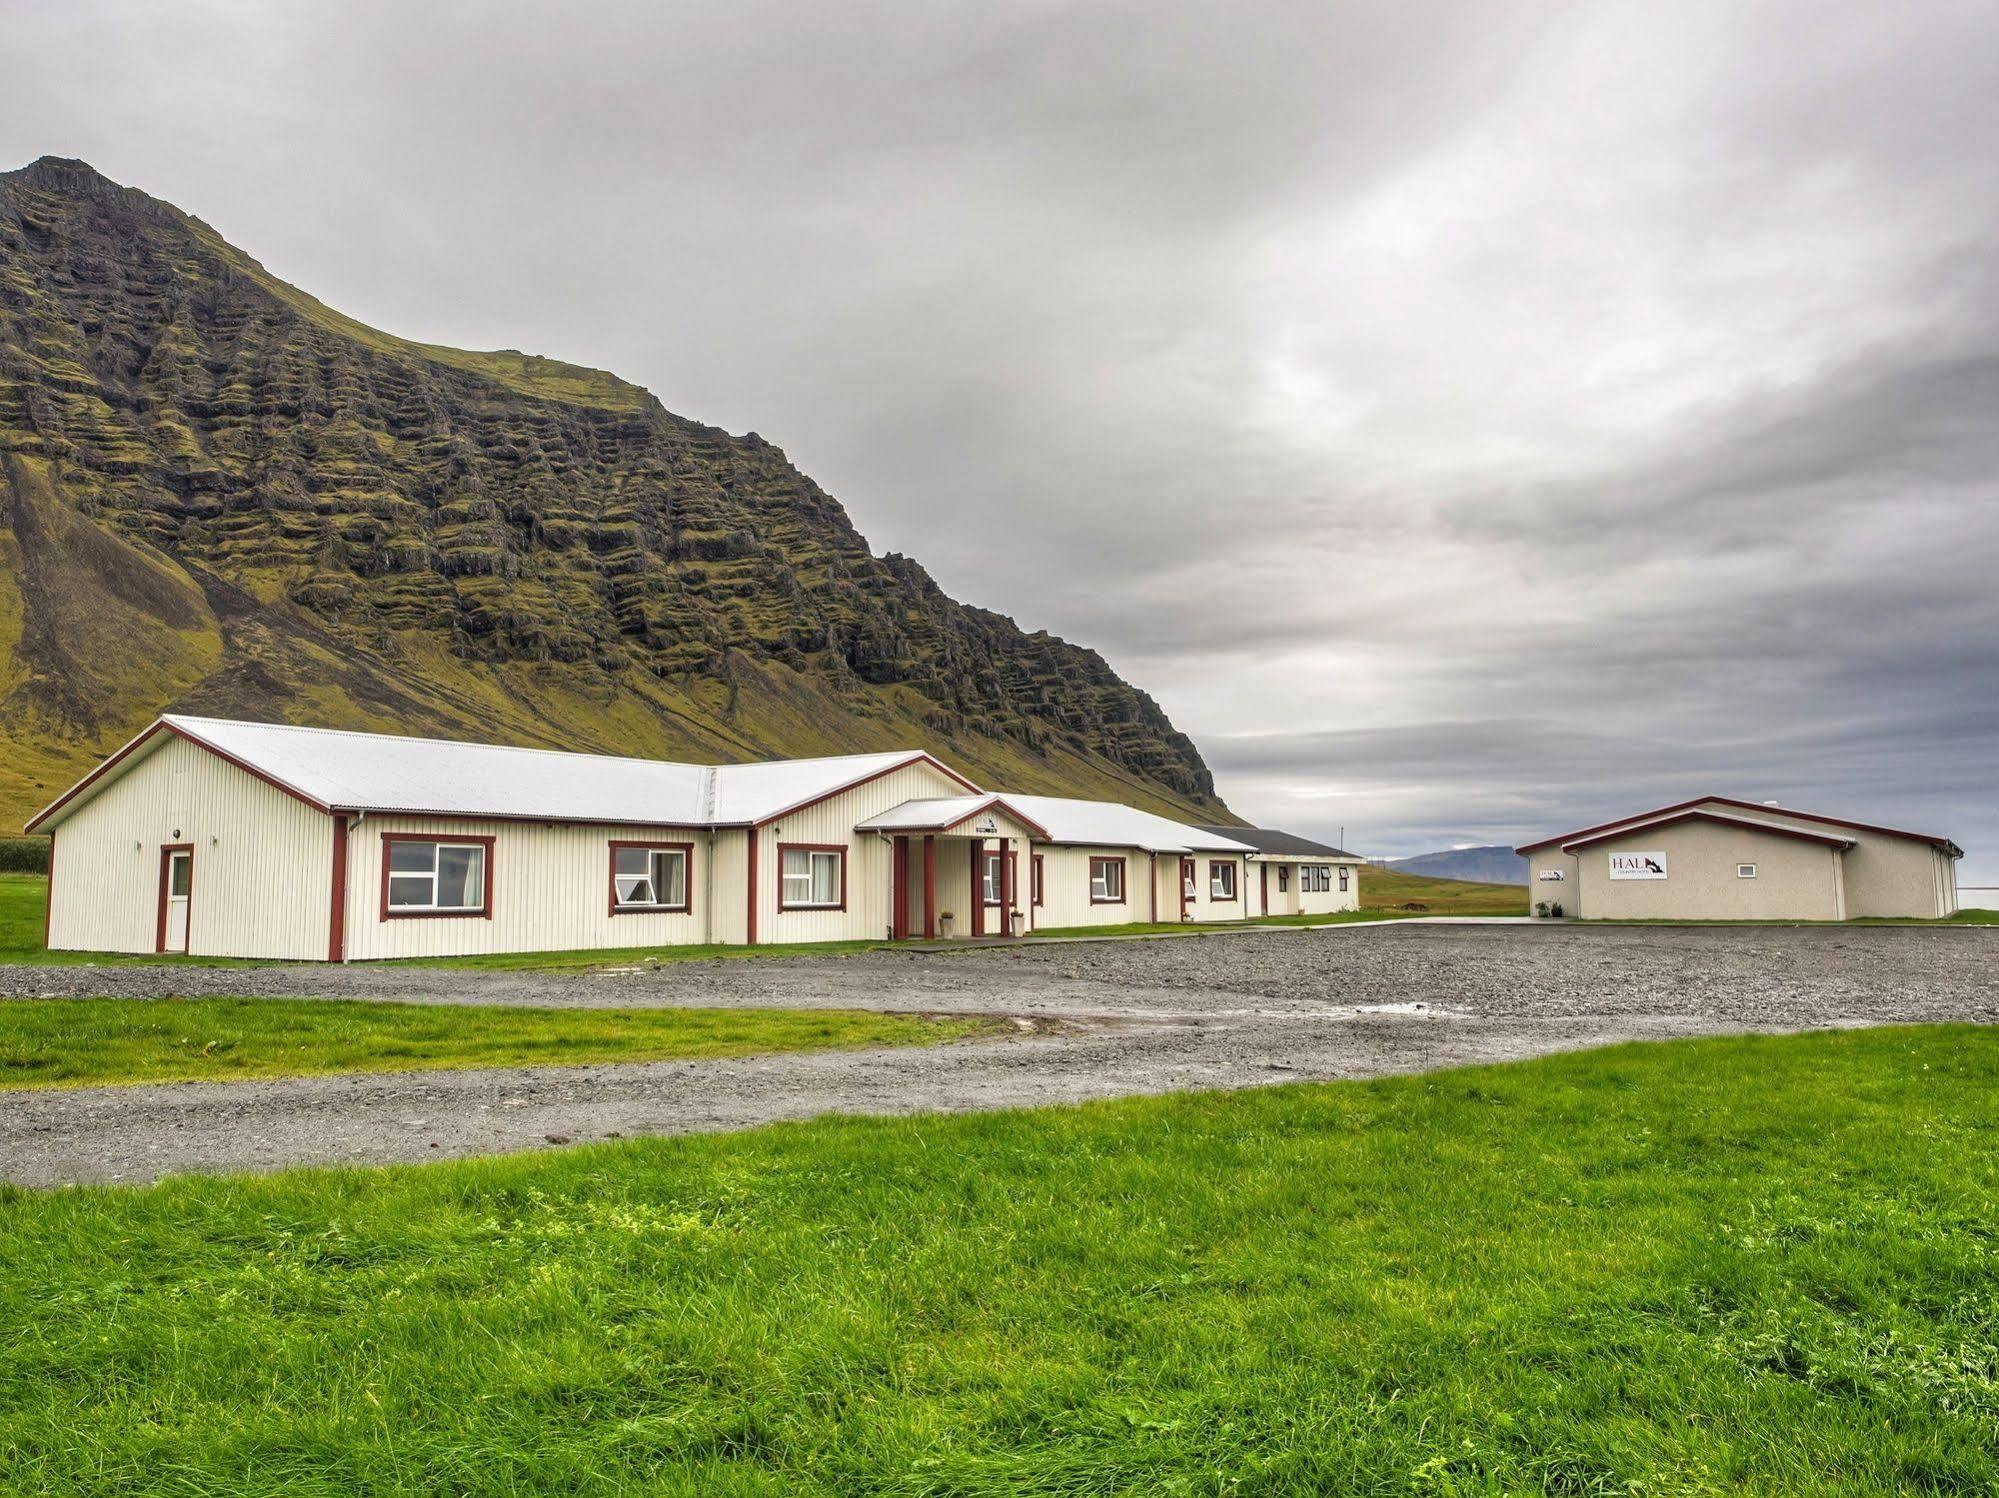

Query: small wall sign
left=1537, top=870, right=1565, bottom=881
left=1608, top=851, right=1668, bottom=880
left=972, top=816, right=999, bottom=835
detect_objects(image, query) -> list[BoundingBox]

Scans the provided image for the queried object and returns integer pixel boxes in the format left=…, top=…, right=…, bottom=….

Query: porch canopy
left=856, top=796, right=1051, bottom=938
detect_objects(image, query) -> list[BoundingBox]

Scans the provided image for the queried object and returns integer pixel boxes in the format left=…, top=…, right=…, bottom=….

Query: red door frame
left=1179, top=857, right=1195, bottom=919
left=156, top=843, right=194, bottom=954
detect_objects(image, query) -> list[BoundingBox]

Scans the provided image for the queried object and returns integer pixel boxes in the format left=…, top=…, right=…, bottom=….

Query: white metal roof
left=29, top=716, right=959, bottom=830
left=994, top=794, right=1256, bottom=854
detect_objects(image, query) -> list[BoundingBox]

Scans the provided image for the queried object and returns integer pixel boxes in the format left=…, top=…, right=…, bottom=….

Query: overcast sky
left=6, top=0, right=1995, bottom=879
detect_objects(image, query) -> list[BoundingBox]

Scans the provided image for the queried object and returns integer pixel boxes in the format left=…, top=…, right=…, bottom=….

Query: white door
left=162, top=848, right=192, bottom=953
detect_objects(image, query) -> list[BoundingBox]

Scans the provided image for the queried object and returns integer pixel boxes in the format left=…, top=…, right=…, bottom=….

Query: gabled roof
left=995, top=795, right=1256, bottom=854
left=1518, top=795, right=1959, bottom=857
left=1560, top=809, right=1855, bottom=853
left=1194, top=824, right=1362, bottom=860
left=854, top=795, right=1053, bottom=839
left=26, top=716, right=976, bottom=832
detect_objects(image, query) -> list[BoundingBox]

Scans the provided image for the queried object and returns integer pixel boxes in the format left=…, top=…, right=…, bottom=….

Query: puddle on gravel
left=1353, top=1001, right=1442, bottom=1015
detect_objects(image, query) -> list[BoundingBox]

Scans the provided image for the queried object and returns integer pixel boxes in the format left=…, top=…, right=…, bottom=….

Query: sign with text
left=971, top=816, right=999, bottom=835
left=1537, top=870, right=1565, bottom=882
left=1608, top=851, right=1668, bottom=880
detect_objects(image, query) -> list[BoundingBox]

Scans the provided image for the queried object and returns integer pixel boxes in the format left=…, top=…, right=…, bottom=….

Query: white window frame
left=385, top=838, right=487, bottom=914
left=1209, top=860, right=1237, bottom=900
left=612, top=844, right=690, bottom=912
left=779, top=846, right=844, bottom=909
left=1737, top=863, right=1757, bottom=879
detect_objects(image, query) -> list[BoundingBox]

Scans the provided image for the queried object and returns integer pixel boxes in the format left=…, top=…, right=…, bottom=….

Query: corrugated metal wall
left=749, top=760, right=974, bottom=943
left=46, top=734, right=332, bottom=960
left=343, top=816, right=715, bottom=959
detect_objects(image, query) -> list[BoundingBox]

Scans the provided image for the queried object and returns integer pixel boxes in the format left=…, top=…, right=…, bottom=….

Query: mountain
left=0, top=156, right=1226, bottom=833
left=1376, top=846, right=1527, bottom=885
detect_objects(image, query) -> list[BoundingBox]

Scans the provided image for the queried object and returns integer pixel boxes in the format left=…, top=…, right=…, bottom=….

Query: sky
left=5, top=0, right=1995, bottom=879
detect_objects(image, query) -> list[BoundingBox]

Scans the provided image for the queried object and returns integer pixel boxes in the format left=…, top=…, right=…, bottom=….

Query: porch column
left=1260, top=863, right=1268, bottom=917
left=997, top=836, right=1013, bottom=936
left=971, top=839, right=985, bottom=937
left=1149, top=853, right=1158, bottom=923
left=923, top=835, right=937, bottom=939
left=891, top=836, right=910, bottom=940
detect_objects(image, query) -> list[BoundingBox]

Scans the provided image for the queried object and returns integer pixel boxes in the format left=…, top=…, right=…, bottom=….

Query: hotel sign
left=1608, top=851, right=1668, bottom=880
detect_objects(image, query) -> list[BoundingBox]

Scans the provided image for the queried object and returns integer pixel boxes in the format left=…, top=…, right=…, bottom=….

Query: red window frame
left=379, top=833, right=495, bottom=920
left=777, top=842, right=848, bottom=912
left=608, top=840, right=694, bottom=916
left=1209, top=858, right=1239, bottom=901
left=1032, top=853, right=1045, bottom=907
left=1089, top=855, right=1127, bottom=905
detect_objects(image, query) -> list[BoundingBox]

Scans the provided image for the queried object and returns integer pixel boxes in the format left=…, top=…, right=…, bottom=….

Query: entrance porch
left=855, top=796, right=1051, bottom=940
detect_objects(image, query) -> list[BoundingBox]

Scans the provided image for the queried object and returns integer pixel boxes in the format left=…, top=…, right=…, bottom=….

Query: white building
left=27, top=715, right=1303, bottom=960
left=1517, top=796, right=1962, bottom=920
left=1193, top=825, right=1366, bottom=916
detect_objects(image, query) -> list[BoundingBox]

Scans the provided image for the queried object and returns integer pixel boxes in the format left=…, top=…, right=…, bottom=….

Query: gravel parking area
left=4, top=922, right=1993, bottom=1186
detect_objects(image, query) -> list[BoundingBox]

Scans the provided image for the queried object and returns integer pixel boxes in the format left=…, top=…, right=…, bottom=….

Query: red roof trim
left=24, top=720, right=172, bottom=831
left=1519, top=795, right=1959, bottom=856
left=166, top=720, right=333, bottom=815
left=874, top=794, right=1053, bottom=840
left=755, top=752, right=982, bottom=828
left=27, top=717, right=336, bottom=831
left=1560, top=809, right=1854, bottom=853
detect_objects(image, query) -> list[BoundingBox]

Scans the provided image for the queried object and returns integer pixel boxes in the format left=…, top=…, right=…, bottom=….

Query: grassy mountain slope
left=0, top=156, right=1227, bottom=831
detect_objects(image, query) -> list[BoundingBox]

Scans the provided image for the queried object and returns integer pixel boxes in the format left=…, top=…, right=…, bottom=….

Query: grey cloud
left=3, top=0, right=1994, bottom=880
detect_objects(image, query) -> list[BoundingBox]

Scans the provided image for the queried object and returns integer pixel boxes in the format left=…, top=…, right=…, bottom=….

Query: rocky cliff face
left=0, top=157, right=1223, bottom=829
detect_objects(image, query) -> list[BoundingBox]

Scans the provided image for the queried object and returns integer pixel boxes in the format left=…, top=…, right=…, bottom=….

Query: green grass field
left=0, top=998, right=989, bottom=1091
left=1359, top=863, right=1528, bottom=914
left=1, top=1027, right=1994, bottom=1493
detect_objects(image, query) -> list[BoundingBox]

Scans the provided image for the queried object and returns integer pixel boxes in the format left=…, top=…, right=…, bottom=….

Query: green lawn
left=2, top=1027, right=1995, bottom=1493
left=0, top=998, right=991, bottom=1091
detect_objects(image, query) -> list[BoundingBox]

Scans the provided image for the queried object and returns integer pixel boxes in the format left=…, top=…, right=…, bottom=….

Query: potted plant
left=1535, top=901, right=1550, bottom=918
left=1010, top=909, right=1025, bottom=937
left=938, top=909, right=955, bottom=937
left=1550, top=902, right=1565, bottom=919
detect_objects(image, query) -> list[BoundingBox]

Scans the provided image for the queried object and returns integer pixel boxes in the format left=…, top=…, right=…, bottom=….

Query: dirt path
left=3, top=924, right=1993, bottom=1186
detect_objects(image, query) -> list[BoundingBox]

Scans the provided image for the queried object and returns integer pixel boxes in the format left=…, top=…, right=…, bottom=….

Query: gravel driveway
left=4, top=922, right=1993, bottom=1187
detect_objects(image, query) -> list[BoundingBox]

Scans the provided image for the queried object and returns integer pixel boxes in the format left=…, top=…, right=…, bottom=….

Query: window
left=383, top=836, right=490, bottom=917
left=779, top=845, right=844, bottom=909
left=611, top=842, right=690, bottom=913
left=1278, top=865, right=1289, bottom=892
left=1737, top=863, right=1757, bottom=879
left=1090, top=856, right=1126, bottom=903
left=1300, top=865, right=1332, bottom=893
left=1338, top=866, right=1350, bottom=892
left=1032, top=854, right=1044, bottom=907
left=981, top=850, right=1021, bottom=906
left=1182, top=859, right=1198, bottom=899
left=1209, top=860, right=1237, bottom=900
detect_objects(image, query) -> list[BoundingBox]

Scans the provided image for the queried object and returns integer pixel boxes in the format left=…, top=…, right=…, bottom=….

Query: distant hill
left=0, top=155, right=1226, bottom=832
left=1376, top=846, right=1527, bottom=886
